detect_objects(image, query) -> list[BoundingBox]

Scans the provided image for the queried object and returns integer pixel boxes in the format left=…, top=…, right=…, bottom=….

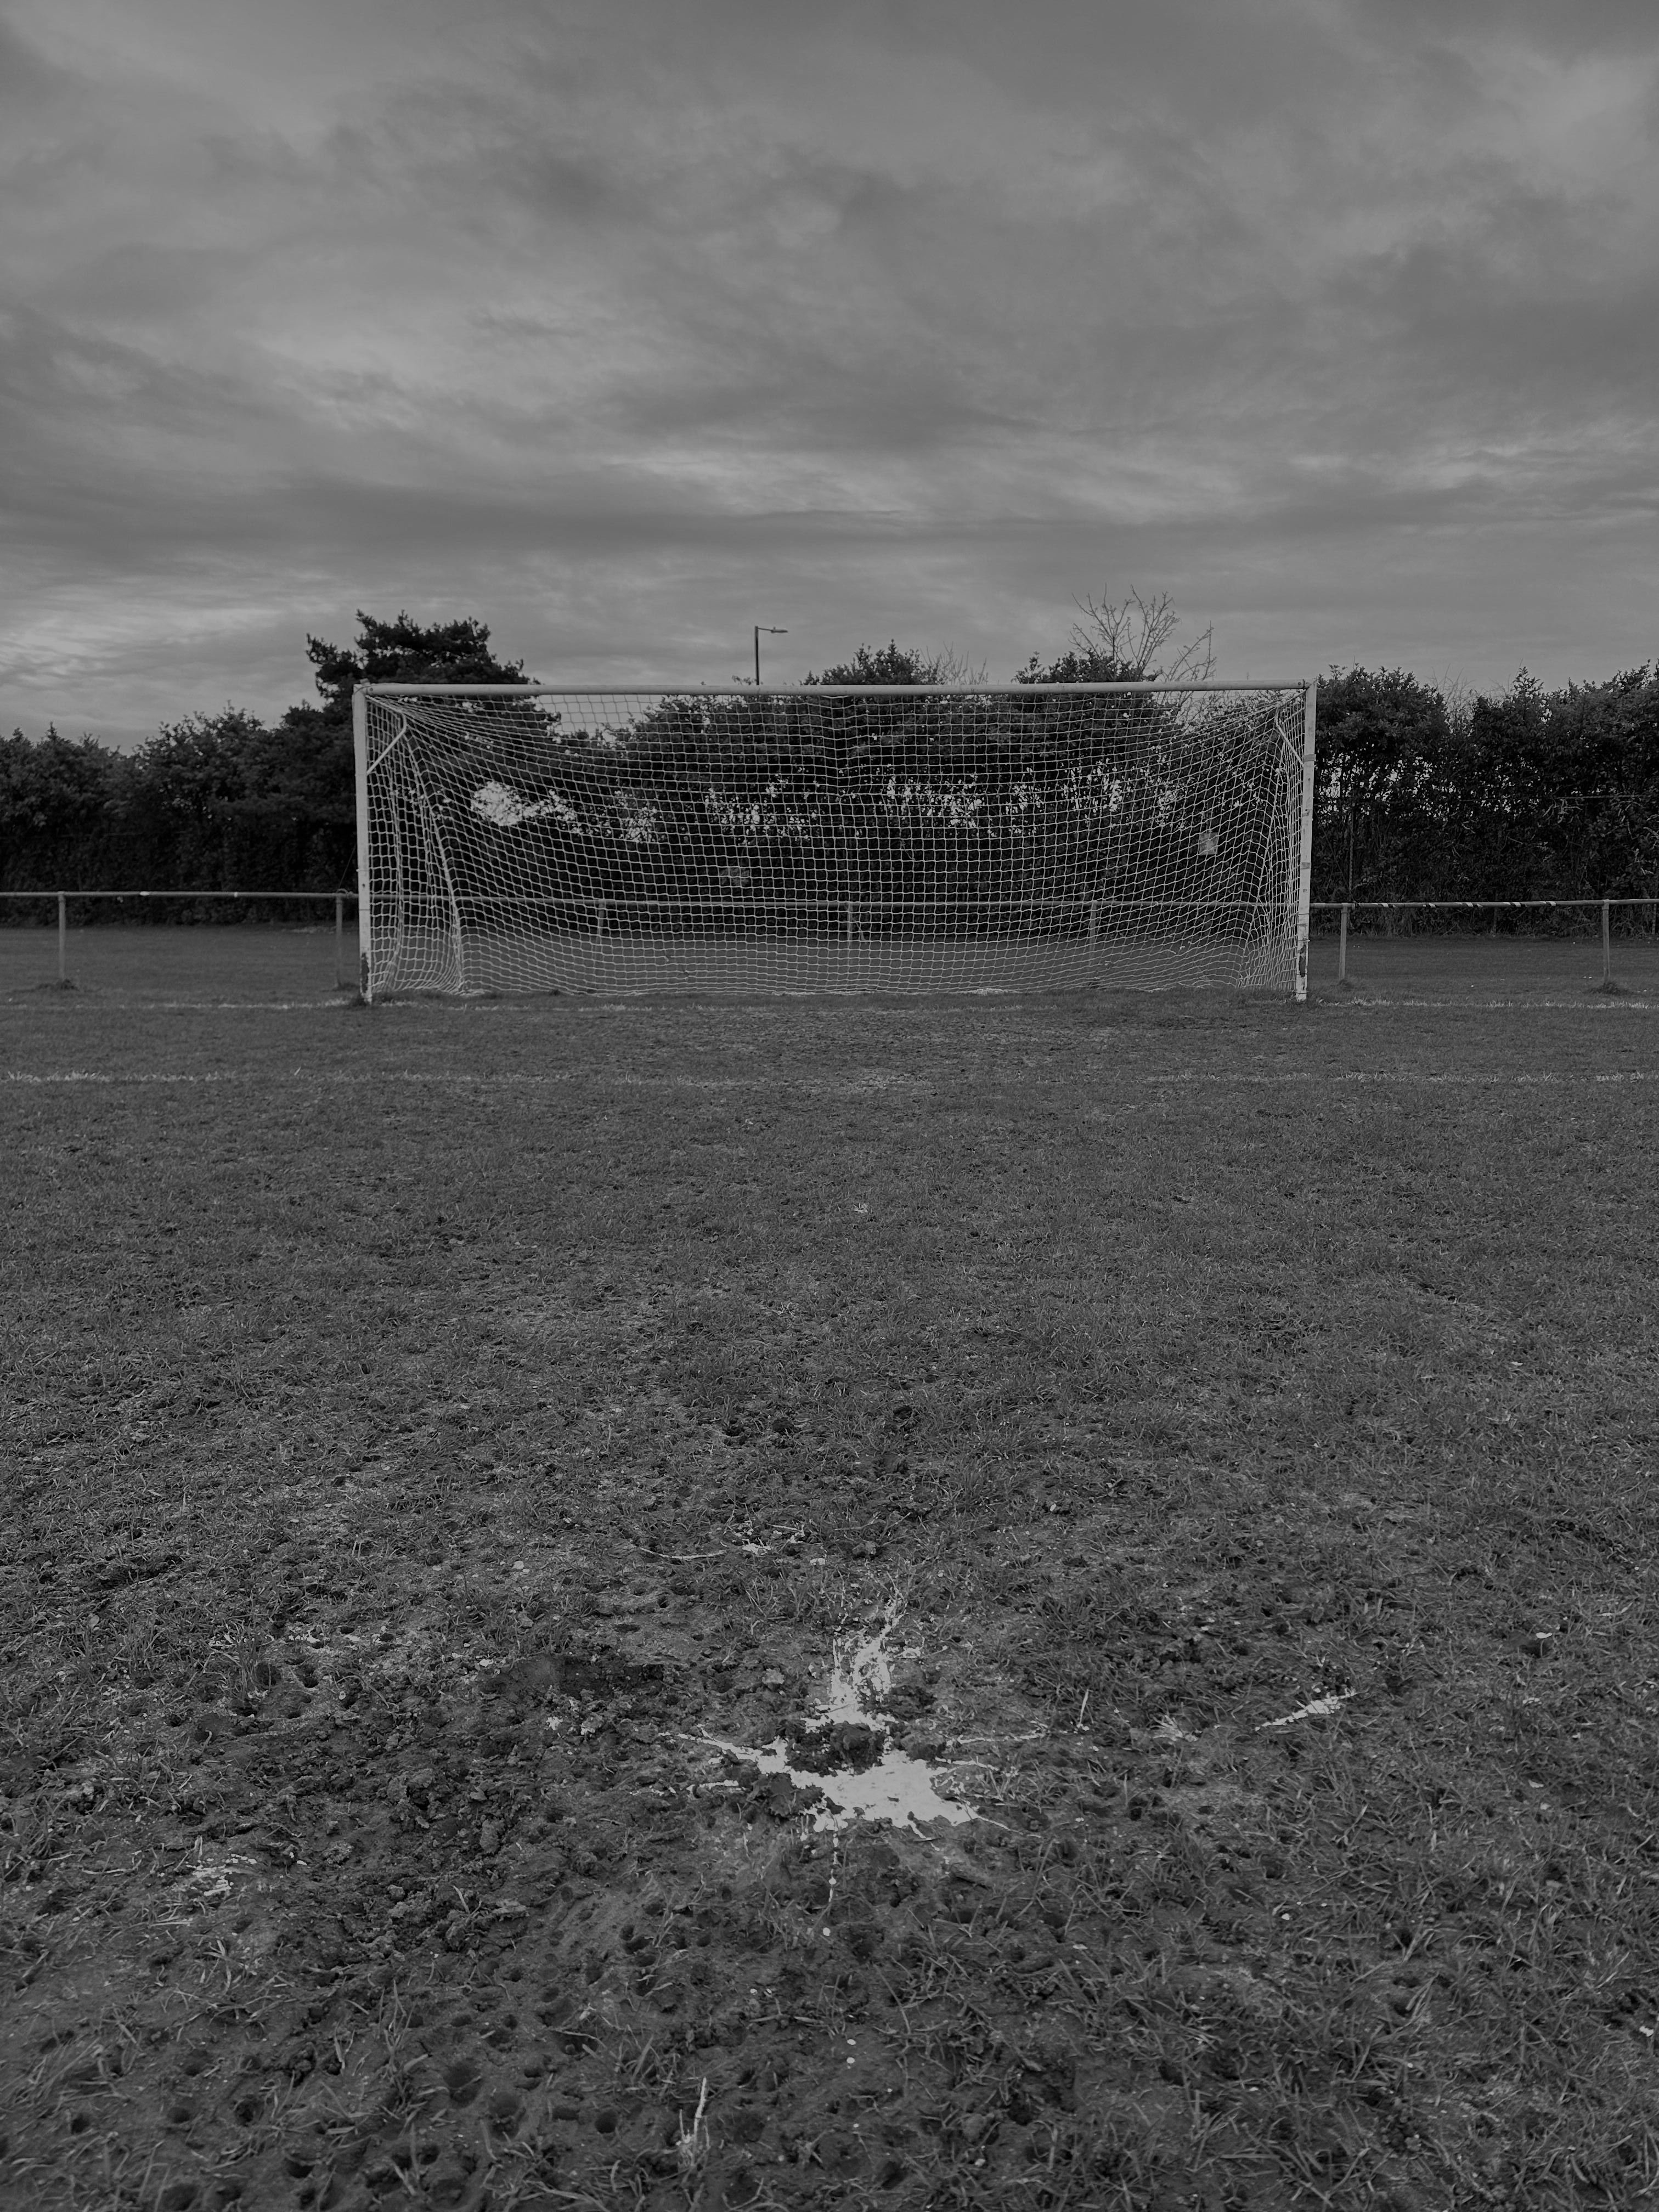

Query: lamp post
left=754, top=626, right=787, bottom=686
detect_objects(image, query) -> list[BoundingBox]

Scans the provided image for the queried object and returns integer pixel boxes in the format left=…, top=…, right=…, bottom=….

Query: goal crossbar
left=360, top=681, right=1306, bottom=697
left=353, top=681, right=1316, bottom=1002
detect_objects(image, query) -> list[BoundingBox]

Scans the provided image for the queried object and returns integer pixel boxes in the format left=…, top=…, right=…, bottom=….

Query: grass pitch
left=3, top=935, right=1658, bottom=2210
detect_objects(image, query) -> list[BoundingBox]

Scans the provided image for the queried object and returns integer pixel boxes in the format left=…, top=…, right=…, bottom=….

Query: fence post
left=1339, top=901, right=1348, bottom=984
left=335, top=893, right=344, bottom=990
left=1602, top=898, right=1611, bottom=988
left=1088, top=897, right=1099, bottom=945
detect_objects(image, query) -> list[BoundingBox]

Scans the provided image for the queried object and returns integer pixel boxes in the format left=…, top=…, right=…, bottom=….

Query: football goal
left=352, top=682, right=1317, bottom=1001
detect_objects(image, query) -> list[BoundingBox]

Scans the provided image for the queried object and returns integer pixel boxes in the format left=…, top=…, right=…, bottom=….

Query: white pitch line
left=2, top=999, right=352, bottom=1012
left=8, top=1067, right=1656, bottom=1090
left=1147, top=1069, right=1658, bottom=1086
left=8, top=989, right=1655, bottom=1016
left=1329, top=998, right=1657, bottom=1013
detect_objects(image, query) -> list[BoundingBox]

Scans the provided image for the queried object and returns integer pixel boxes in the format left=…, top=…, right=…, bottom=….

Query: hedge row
left=4, top=658, right=1655, bottom=910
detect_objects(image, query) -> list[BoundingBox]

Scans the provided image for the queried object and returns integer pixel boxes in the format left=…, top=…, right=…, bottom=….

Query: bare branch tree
left=924, top=641, right=990, bottom=686
left=1017, top=589, right=1214, bottom=685
left=1068, top=588, right=1215, bottom=683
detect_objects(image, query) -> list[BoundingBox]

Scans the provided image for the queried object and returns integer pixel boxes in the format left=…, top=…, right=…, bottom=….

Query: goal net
left=353, top=683, right=1316, bottom=1001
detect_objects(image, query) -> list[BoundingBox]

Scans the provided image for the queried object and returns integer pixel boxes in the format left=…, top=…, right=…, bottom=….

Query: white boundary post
left=58, top=891, right=67, bottom=985
left=1295, top=680, right=1318, bottom=1002
left=352, top=687, right=374, bottom=1002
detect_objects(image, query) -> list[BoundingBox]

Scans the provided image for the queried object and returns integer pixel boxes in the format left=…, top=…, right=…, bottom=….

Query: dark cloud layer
left=2, top=0, right=1655, bottom=743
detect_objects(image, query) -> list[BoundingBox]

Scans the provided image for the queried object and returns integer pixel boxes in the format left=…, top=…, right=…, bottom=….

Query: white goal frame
left=352, top=681, right=1317, bottom=1003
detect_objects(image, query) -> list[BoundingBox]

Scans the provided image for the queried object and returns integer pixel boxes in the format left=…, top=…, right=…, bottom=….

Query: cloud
left=1, top=0, right=1656, bottom=744
left=1352, top=0, right=1659, bottom=59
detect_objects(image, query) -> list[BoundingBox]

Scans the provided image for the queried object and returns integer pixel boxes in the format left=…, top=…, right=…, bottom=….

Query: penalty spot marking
left=701, top=1731, right=974, bottom=1837
left=703, top=1600, right=975, bottom=1836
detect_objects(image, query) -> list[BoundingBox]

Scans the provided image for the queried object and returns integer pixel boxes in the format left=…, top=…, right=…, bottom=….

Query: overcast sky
left=3, top=0, right=1656, bottom=745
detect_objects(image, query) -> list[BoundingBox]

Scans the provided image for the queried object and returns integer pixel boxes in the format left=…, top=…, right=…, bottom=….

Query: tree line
left=2, top=603, right=1655, bottom=913
left=1313, top=664, right=1658, bottom=912
left=0, top=616, right=523, bottom=905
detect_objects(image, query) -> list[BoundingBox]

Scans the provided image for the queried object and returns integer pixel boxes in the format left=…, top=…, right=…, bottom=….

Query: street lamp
left=754, top=626, right=787, bottom=687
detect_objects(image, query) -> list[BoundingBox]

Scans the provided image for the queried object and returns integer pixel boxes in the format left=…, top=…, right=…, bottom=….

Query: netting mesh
left=359, top=686, right=1311, bottom=998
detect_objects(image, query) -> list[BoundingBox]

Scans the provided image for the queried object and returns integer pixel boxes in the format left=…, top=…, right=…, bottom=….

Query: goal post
left=1296, top=678, right=1317, bottom=1002
left=352, top=684, right=374, bottom=1001
left=353, top=681, right=1316, bottom=1002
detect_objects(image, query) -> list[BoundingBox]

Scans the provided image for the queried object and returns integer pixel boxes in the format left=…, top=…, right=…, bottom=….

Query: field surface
left=3, top=933, right=1658, bottom=2211
left=3, top=916, right=1658, bottom=1005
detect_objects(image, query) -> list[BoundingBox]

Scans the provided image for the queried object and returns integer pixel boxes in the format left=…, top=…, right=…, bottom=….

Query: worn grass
left=3, top=951, right=1657, bottom=2211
